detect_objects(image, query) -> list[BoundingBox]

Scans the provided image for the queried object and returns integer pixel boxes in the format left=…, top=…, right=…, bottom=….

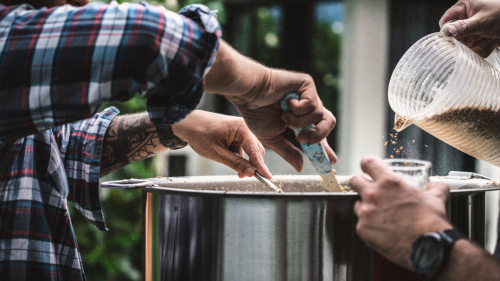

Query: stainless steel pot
left=101, top=173, right=500, bottom=281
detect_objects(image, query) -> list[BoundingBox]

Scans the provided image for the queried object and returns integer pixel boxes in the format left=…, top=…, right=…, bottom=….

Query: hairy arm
left=436, top=240, right=500, bottom=281
left=100, top=112, right=165, bottom=177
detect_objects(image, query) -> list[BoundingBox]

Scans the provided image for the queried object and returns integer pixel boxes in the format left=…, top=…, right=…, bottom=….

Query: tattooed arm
left=100, top=110, right=271, bottom=178
left=100, top=112, right=163, bottom=176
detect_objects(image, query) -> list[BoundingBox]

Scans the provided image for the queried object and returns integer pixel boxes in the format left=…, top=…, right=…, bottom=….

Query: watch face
left=412, top=234, right=443, bottom=272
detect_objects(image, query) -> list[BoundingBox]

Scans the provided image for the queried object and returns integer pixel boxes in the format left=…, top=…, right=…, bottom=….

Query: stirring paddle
left=280, top=93, right=343, bottom=192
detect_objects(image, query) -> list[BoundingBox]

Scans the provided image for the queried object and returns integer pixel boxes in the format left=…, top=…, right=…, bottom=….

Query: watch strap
left=440, top=228, right=466, bottom=243
left=154, top=123, right=188, bottom=150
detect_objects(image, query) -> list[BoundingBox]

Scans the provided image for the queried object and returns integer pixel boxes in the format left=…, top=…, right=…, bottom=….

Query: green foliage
left=253, top=7, right=281, bottom=67
left=70, top=187, right=143, bottom=281
left=313, top=21, right=342, bottom=147
left=71, top=1, right=343, bottom=281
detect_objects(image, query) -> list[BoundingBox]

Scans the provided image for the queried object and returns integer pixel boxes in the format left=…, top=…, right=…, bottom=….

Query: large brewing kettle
left=101, top=172, right=500, bottom=281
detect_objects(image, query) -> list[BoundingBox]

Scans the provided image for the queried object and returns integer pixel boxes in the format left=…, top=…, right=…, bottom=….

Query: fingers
left=425, top=183, right=450, bottom=202
left=294, top=108, right=336, bottom=144
left=283, top=93, right=321, bottom=118
left=442, top=16, right=484, bottom=38
left=263, top=137, right=304, bottom=172
left=231, top=121, right=270, bottom=179
left=439, top=3, right=467, bottom=28
left=448, top=34, right=497, bottom=57
left=320, top=138, right=337, bottom=164
left=465, top=36, right=498, bottom=57
left=241, top=138, right=271, bottom=179
left=359, top=155, right=393, bottom=181
left=349, top=174, right=372, bottom=195
left=280, top=74, right=330, bottom=131
left=216, top=149, right=258, bottom=177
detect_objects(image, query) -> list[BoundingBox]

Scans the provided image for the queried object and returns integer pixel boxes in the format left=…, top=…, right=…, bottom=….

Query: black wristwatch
left=410, top=229, right=466, bottom=281
left=154, top=123, right=188, bottom=150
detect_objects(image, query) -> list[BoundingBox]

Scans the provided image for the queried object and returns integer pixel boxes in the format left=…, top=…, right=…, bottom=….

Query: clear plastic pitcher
left=388, top=32, right=500, bottom=167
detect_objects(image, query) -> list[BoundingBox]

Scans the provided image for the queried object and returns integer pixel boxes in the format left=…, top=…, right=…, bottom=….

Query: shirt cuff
left=68, top=106, right=120, bottom=231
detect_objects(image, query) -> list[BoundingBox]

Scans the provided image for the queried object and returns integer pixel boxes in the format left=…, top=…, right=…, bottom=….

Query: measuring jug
left=388, top=32, right=500, bottom=167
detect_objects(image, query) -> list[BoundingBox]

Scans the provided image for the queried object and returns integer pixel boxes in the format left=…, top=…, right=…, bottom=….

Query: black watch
left=154, top=123, right=188, bottom=150
left=410, top=229, right=466, bottom=281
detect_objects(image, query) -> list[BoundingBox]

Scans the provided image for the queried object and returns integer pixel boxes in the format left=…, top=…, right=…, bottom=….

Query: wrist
left=410, top=228, right=466, bottom=281
left=155, top=123, right=187, bottom=150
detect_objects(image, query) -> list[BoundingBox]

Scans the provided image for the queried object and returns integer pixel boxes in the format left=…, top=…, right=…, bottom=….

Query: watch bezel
left=410, top=232, right=445, bottom=277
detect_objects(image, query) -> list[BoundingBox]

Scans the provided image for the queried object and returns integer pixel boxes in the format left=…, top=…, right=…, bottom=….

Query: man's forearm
left=436, top=240, right=500, bottom=280
left=100, top=112, right=166, bottom=177
left=204, top=40, right=270, bottom=104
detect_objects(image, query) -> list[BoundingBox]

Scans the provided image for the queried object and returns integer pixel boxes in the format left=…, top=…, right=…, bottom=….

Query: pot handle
left=100, top=179, right=154, bottom=189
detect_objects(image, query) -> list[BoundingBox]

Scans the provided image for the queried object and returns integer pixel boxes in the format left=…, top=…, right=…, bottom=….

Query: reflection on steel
left=134, top=175, right=500, bottom=281
left=100, top=179, right=154, bottom=189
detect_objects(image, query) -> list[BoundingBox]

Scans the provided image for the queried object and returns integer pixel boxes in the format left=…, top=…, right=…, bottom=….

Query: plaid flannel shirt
left=0, top=2, right=220, bottom=280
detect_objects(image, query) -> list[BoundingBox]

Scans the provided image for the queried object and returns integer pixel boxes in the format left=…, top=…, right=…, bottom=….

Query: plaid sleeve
left=145, top=4, right=221, bottom=125
left=0, top=2, right=221, bottom=147
left=52, top=106, right=120, bottom=231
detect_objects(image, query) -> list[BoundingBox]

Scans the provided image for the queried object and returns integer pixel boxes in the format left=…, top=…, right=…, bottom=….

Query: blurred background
left=70, top=0, right=500, bottom=279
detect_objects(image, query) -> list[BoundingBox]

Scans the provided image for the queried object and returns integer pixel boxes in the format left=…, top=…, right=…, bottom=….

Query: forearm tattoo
left=100, top=113, right=160, bottom=176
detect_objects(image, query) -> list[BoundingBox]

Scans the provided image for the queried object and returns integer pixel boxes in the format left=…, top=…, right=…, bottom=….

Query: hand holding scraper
left=281, top=93, right=343, bottom=192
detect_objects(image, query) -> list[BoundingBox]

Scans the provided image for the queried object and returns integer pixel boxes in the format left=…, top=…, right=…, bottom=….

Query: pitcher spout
left=394, top=113, right=413, bottom=131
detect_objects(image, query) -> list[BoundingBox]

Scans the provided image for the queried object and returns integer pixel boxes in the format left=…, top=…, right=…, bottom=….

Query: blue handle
left=281, top=93, right=332, bottom=175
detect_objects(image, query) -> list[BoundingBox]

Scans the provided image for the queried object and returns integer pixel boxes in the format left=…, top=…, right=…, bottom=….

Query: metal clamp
left=447, top=171, right=494, bottom=181
left=100, top=179, right=154, bottom=189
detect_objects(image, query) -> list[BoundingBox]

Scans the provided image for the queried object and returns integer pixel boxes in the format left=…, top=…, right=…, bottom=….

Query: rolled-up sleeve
left=52, top=106, right=120, bottom=230
left=0, top=2, right=221, bottom=147
left=146, top=4, right=221, bottom=125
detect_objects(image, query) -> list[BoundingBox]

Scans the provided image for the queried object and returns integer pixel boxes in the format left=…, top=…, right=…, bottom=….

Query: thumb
left=441, top=17, right=483, bottom=38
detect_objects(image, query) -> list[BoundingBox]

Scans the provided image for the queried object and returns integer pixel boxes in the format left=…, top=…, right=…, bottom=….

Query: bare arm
left=436, top=240, right=500, bottom=281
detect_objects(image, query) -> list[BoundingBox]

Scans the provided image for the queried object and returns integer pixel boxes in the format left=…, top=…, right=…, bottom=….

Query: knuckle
left=356, top=223, right=366, bottom=237
left=325, top=109, right=336, bottom=128
left=460, top=20, right=470, bottom=33
left=231, top=158, right=245, bottom=171
left=313, top=106, right=324, bottom=119
left=357, top=204, right=372, bottom=218
left=380, top=175, right=402, bottom=187
left=360, top=155, right=377, bottom=167
left=363, top=189, right=378, bottom=201
left=331, top=115, right=337, bottom=128
left=248, top=147, right=259, bottom=157
left=301, top=73, right=314, bottom=83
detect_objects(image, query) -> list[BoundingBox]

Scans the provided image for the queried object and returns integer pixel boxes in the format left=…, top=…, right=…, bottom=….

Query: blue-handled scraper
left=281, top=93, right=343, bottom=192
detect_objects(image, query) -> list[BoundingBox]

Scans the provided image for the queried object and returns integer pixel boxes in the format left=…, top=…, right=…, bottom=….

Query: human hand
left=349, top=155, right=452, bottom=268
left=171, top=110, right=271, bottom=179
left=204, top=41, right=336, bottom=172
left=228, top=69, right=337, bottom=172
left=440, top=0, right=500, bottom=57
